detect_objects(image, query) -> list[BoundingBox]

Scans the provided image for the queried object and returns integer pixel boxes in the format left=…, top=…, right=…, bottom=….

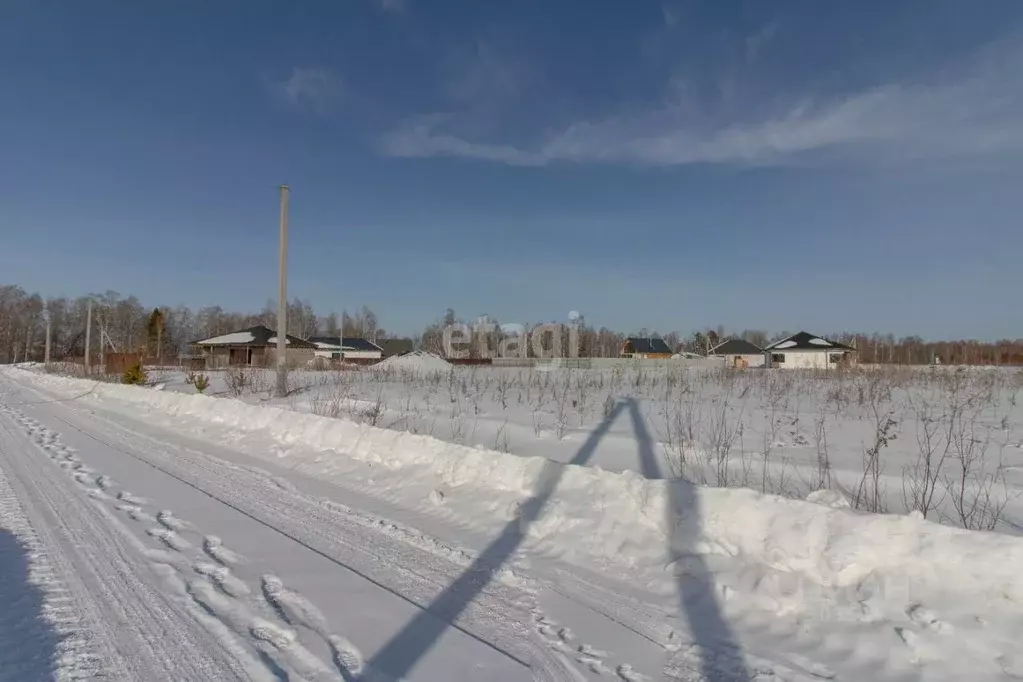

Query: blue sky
left=1, top=0, right=1022, bottom=340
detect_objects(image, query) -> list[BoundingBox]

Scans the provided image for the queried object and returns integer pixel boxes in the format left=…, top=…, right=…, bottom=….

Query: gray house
left=191, top=325, right=317, bottom=368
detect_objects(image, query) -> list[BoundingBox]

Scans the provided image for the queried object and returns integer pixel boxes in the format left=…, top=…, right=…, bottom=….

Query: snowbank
left=15, top=370, right=1023, bottom=616
left=371, top=351, right=451, bottom=373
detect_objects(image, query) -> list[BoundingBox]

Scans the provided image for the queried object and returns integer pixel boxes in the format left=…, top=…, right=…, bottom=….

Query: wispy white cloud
left=273, top=68, right=344, bottom=115
left=379, top=42, right=1023, bottom=167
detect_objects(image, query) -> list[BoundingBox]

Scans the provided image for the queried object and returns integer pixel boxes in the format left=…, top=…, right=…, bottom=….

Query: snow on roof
left=267, top=337, right=291, bottom=345
left=709, top=338, right=764, bottom=355
left=765, top=331, right=855, bottom=352
left=307, top=337, right=382, bottom=352
left=195, top=331, right=255, bottom=345
left=313, top=341, right=362, bottom=351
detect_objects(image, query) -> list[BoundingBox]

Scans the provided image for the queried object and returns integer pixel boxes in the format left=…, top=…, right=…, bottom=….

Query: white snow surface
left=372, top=351, right=451, bottom=373
left=808, top=338, right=832, bottom=346
left=196, top=332, right=256, bottom=345
left=772, top=340, right=797, bottom=349
left=6, top=366, right=1023, bottom=680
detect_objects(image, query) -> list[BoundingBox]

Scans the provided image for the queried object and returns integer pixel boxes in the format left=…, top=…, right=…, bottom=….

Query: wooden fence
left=104, top=353, right=143, bottom=375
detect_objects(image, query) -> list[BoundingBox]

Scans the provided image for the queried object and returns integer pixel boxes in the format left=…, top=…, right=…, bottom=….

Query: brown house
left=191, top=325, right=317, bottom=368
left=621, top=337, right=674, bottom=359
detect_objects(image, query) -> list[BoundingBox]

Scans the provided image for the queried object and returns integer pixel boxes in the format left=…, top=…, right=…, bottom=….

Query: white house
left=709, top=338, right=765, bottom=368
left=307, top=336, right=383, bottom=360
left=764, top=332, right=857, bottom=369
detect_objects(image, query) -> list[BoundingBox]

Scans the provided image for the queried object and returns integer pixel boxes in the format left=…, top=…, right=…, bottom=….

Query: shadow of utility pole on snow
left=366, top=400, right=629, bottom=680
left=626, top=397, right=750, bottom=681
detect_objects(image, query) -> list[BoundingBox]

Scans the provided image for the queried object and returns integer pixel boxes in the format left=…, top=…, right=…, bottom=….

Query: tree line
left=1, top=284, right=1020, bottom=366
left=411, top=310, right=1023, bottom=366
left=0, top=284, right=386, bottom=364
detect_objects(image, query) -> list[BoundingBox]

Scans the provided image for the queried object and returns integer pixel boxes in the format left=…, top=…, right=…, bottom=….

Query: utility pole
left=85, top=299, right=93, bottom=372
left=276, top=185, right=290, bottom=398
left=44, top=311, right=52, bottom=365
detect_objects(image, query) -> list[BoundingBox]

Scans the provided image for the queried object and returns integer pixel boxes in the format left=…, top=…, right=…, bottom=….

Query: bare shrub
left=494, top=373, right=511, bottom=410
left=704, top=393, right=747, bottom=488
left=311, top=371, right=353, bottom=418
left=224, top=367, right=249, bottom=397
left=602, top=393, right=616, bottom=418
left=552, top=384, right=571, bottom=440
left=494, top=419, right=511, bottom=453
left=359, top=396, right=385, bottom=427
left=854, top=406, right=898, bottom=513
left=901, top=394, right=951, bottom=519
left=813, top=406, right=832, bottom=490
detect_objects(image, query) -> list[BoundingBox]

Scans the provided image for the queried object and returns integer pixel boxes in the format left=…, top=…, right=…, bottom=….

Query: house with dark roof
left=380, top=338, right=414, bottom=358
left=191, top=325, right=317, bottom=368
left=709, top=338, right=765, bottom=368
left=621, top=337, right=674, bottom=359
left=307, top=336, right=384, bottom=360
left=763, top=331, right=857, bottom=370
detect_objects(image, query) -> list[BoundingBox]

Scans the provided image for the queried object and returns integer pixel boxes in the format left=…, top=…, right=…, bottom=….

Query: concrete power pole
left=276, top=185, right=290, bottom=398
left=45, top=313, right=52, bottom=365
left=85, top=299, right=93, bottom=372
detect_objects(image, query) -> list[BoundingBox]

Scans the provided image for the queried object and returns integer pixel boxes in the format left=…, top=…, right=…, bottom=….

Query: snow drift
left=371, top=351, right=451, bottom=373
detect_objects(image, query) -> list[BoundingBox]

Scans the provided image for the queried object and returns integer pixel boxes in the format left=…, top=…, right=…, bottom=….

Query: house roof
left=380, top=338, right=414, bottom=356
left=709, top=338, right=764, bottom=355
left=307, top=336, right=383, bottom=352
left=625, top=337, right=674, bottom=354
left=764, top=331, right=855, bottom=352
left=193, top=325, right=317, bottom=349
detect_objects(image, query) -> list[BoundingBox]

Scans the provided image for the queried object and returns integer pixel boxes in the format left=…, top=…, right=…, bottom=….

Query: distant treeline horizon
left=1, top=285, right=1020, bottom=366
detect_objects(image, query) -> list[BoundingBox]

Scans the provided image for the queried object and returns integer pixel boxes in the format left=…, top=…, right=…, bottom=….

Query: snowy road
left=0, top=373, right=594, bottom=681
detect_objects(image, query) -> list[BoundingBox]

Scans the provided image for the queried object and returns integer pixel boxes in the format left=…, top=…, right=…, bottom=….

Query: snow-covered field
left=137, top=359, right=1023, bottom=532
left=3, top=362, right=1023, bottom=680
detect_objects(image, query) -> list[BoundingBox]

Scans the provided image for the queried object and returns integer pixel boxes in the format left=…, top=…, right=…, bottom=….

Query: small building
left=192, top=325, right=317, bottom=368
left=621, top=337, right=674, bottom=359
left=307, top=336, right=384, bottom=361
left=764, top=331, right=857, bottom=369
left=380, top=338, right=414, bottom=358
left=709, top=338, right=765, bottom=368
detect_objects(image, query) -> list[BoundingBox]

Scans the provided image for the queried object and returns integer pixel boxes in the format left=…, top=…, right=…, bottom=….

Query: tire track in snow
left=39, top=399, right=575, bottom=679
left=1, top=399, right=361, bottom=682
left=0, top=396, right=260, bottom=680
left=6, top=374, right=642, bottom=681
